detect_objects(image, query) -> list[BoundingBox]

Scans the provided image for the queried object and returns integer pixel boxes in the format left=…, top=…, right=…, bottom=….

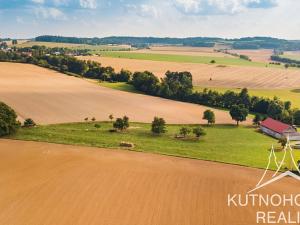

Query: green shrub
left=23, top=118, right=36, bottom=127
left=151, top=117, right=166, bottom=134
left=179, top=127, right=191, bottom=137
left=113, top=116, right=130, bottom=131
left=193, top=127, right=206, bottom=138
left=0, top=102, right=20, bottom=136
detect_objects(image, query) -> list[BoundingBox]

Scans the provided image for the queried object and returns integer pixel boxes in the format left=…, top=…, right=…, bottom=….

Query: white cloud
left=31, top=0, right=45, bottom=4
left=173, top=0, right=278, bottom=15
left=126, top=4, right=159, bottom=18
left=53, top=0, right=70, bottom=6
left=34, top=7, right=66, bottom=20
left=79, top=0, right=97, bottom=9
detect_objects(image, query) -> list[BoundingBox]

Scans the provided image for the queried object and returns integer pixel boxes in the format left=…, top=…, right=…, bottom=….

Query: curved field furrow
left=0, top=139, right=298, bottom=225
left=0, top=62, right=238, bottom=125
left=80, top=56, right=300, bottom=89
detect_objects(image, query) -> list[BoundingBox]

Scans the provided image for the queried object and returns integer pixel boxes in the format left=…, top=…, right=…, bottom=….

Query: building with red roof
left=260, top=118, right=300, bottom=140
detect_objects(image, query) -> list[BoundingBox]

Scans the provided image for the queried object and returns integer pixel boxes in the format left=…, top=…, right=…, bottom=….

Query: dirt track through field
left=0, top=62, right=238, bottom=125
left=80, top=56, right=300, bottom=89
left=0, top=139, right=298, bottom=225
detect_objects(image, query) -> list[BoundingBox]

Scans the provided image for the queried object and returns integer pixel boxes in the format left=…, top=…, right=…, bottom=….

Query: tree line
left=35, top=36, right=300, bottom=50
left=130, top=71, right=300, bottom=125
left=271, top=55, right=300, bottom=68
left=0, top=46, right=131, bottom=82
left=1, top=46, right=300, bottom=125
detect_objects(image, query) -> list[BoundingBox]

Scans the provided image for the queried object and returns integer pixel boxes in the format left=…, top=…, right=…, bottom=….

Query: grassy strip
left=97, top=82, right=141, bottom=93
left=98, top=51, right=283, bottom=68
left=10, top=122, right=294, bottom=170
left=194, top=86, right=300, bottom=109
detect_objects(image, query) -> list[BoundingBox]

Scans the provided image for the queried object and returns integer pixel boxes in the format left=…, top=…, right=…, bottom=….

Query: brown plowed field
left=80, top=56, right=300, bottom=89
left=0, top=139, right=298, bottom=225
left=0, top=62, right=238, bottom=124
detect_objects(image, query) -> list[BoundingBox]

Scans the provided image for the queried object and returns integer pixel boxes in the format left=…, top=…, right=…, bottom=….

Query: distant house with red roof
left=260, top=118, right=300, bottom=140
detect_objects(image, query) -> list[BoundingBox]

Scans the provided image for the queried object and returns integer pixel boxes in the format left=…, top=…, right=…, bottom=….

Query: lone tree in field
left=91, top=117, right=96, bottom=122
left=151, top=117, right=166, bottom=135
left=193, top=127, right=206, bottom=139
left=84, top=117, right=89, bottom=122
left=113, top=116, right=129, bottom=131
left=179, top=127, right=191, bottom=138
left=0, top=102, right=20, bottom=137
left=253, top=114, right=263, bottom=127
left=23, top=118, right=36, bottom=127
left=109, top=114, right=114, bottom=122
left=203, top=110, right=215, bottom=125
left=230, top=104, right=249, bottom=126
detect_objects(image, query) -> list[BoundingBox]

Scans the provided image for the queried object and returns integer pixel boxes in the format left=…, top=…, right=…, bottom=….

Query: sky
left=0, top=0, right=299, bottom=39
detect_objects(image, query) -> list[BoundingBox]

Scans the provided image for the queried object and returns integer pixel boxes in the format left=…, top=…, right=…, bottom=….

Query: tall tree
left=203, top=110, right=215, bottom=125
left=230, top=104, right=249, bottom=126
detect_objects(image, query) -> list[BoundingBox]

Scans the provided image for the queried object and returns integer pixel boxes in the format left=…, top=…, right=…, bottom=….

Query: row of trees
left=0, top=47, right=131, bottom=82
left=131, top=71, right=300, bottom=125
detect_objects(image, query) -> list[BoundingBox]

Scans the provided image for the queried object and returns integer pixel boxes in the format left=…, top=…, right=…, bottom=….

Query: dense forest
left=1, top=46, right=300, bottom=125
left=35, top=35, right=300, bottom=50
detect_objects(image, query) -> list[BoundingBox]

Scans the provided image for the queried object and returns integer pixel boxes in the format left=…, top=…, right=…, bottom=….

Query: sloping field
left=80, top=56, right=300, bottom=89
left=227, top=49, right=274, bottom=62
left=132, top=46, right=233, bottom=57
left=0, top=62, right=236, bottom=125
left=0, top=139, right=298, bottom=225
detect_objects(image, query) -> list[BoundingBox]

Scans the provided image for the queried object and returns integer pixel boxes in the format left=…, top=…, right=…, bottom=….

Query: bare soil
left=0, top=139, right=298, bottom=225
left=0, top=62, right=238, bottom=124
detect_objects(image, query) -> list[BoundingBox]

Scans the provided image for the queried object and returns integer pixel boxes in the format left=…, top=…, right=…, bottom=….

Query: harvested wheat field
left=0, top=139, right=298, bottom=225
left=227, top=49, right=274, bottom=62
left=0, top=62, right=236, bottom=124
left=80, top=56, right=300, bottom=89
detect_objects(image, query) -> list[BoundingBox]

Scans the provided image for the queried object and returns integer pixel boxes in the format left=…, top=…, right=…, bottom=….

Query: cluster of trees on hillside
left=271, top=55, right=300, bottom=68
left=35, top=35, right=300, bottom=50
left=0, top=47, right=131, bottom=82
left=131, top=71, right=300, bottom=125
left=0, top=102, right=20, bottom=137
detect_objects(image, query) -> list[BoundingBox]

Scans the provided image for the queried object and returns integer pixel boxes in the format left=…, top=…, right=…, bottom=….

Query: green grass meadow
left=10, top=122, right=297, bottom=170
left=97, top=82, right=141, bottom=93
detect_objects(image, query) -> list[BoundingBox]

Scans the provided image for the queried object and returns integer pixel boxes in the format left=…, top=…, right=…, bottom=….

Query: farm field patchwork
left=16, top=41, right=131, bottom=51
left=0, top=62, right=239, bottom=125
left=98, top=51, right=268, bottom=67
left=1, top=139, right=299, bottom=225
left=79, top=56, right=300, bottom=89
left=11, top=122, right=288, bottom=170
